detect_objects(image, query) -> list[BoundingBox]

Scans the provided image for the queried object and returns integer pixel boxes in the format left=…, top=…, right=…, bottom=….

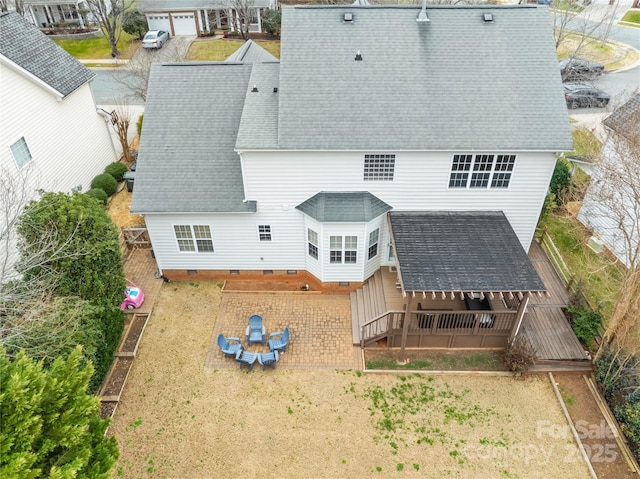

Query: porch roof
left=388, top=211, right=546, bottom=294
left=296, top=191, right=392, bottom=222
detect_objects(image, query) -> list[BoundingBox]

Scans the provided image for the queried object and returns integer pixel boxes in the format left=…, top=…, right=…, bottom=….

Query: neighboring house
left=578, top=93, right=640, bottom=268
left=131, top=5, right=572, bottom=349
left=139, top=0, right=275, bottom=36
left=0, top=12, right=117, bottom=274
left=22, top=0, right=91, bottom=29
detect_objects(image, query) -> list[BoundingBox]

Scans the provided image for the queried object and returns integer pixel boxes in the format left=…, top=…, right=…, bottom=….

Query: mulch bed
left=101, top=402, right=118, bottom=420
left=101, top=357, right=133, bottom=398
left=121, top=314, right=147, bottom=354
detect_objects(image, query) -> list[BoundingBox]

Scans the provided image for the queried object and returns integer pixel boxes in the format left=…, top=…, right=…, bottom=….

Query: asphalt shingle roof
left=130, top=62, right=257, bottom=214
left=0, top=12, right=94, bottom=97
left=389, top=211, right=546, bottom=293
left=296, top=192, right=392, bottom=222
left=225, top=40, right=279, bottom=63
left=603, top=93, right=640, bottom=140
left=276, top=5, right=572, bottom=151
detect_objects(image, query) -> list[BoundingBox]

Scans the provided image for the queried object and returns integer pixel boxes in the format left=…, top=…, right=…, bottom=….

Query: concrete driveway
left=133, top=35, right=195, bottom=63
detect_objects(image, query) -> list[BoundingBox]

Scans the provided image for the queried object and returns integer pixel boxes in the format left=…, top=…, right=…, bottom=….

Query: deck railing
left=360, top=309, right=518, bottom=347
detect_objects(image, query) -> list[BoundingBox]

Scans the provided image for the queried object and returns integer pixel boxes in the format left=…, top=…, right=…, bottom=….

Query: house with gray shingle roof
left=578, top=93, right=640, bottom=268
left=0, top=12, right=116, bottom=259
left=131, top=5, right=573, bottom=350
left=139, top=0, right=275, bottom=36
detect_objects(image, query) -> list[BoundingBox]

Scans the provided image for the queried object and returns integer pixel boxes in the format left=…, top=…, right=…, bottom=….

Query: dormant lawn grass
left=110, top=282, right=589, bottom=479
left=54, top=31, right=139, bottom=59
left=187, top=38, right=281, bottom=61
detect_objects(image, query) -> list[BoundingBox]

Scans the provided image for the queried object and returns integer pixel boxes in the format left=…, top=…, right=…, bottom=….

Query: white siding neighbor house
left=0, top=12, right=117, bottom=275
left=131, top=5, right=573, bottom=349
left=139, top=0, right=275, bottom=36
left=578, top=93, right=640, bottom=268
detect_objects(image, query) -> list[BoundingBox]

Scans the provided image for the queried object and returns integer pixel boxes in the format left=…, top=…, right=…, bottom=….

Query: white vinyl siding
left=0, top=65, right=116, bottom=195
left=240, top=150, right=555, bottom=251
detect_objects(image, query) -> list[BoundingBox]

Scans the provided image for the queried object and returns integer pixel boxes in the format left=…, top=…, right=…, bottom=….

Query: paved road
left=90, top=69, right=145, bottom=105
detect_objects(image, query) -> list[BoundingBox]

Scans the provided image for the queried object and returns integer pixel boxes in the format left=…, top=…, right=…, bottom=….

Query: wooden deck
left=521, top=241, right=590, bottom=362
left=375, top=243, right=589, bottom=363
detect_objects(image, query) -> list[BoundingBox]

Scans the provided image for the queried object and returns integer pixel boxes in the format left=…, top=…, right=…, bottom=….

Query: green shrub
left=500, top=336, right=536, bottom=376
left=615, top=395, right=640, bottom=460
left=104, top=161, right=128, bottom=182
left=549, top=159, right=572, bottom=201
left=90, top=173, right=118, bottom=196
left=568, top=305, right=602, bottom=350
left=136, top=114, right=144, bottom=137
left=85, top=188, right=108, bottom=205
left=594, top=347, right=640, bottom=402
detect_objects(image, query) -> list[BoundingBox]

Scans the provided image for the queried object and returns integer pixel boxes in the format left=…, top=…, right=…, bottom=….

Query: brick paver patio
left=205, top=292, right=362, bottom=370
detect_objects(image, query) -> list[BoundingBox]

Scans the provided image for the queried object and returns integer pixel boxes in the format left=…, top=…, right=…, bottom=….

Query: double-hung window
left=174, top=225, right=214, bottom=252
left=449, top=154, right=515, bottom=189
left=10, top=137, right=33, bottom=169
left=307, top=228, right=318, bottom=260
left=330, top=235, right=357, bottom=264
left=258, top=225, right=272, bottom=241
left=367, top=229, right=379, bottom=260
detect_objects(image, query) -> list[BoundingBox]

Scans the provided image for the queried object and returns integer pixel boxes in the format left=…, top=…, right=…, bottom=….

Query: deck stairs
left=350, top=270, right=388, bottom=345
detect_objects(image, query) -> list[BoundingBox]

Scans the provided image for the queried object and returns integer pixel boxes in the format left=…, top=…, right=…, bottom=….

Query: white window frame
left=367, top=228, right=379, bottom=260
left=307, top=228, right=318, bottom=260
left=9, top=137, right=33, bottom=169
left=363, top=154, right=395, bottom=181
left=173, top=225, right=214, bottom=253
left=330, top=235, right=358, bottom=264
left=258, top=224, right=272, bottom=241
left=448, top=154, right=516, bottom=189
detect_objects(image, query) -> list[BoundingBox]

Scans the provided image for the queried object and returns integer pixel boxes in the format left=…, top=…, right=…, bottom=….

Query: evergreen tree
left=0, top=347, right=118, bottom=478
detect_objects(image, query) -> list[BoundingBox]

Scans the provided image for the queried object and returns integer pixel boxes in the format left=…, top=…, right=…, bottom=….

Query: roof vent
left=251, top=85, right=258, bottom=92
left=344, top=12, right=353, bottom=22
left=483, top=13, right=494, bottom=23
left=416, top=0, right=429, bottom=22
left=273, top=87, right=278, bottom=93
left=355, top=50, right=362, bottom=61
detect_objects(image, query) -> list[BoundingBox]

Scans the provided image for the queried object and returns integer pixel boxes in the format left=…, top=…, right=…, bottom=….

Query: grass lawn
left=620, top=10, right=640, bottom=26
left=365, top=350, right=506, bottom=371
left=568, top=128, right=602, bottom=157
left=537, top=213, right=626, bottom=318
left=557, top=33, right=639, bottom=71
left=54, top=31, right=139, bottom=59
left=109, top=282, right=590, bottom=478
left=187, top=38, right=280, bottom=61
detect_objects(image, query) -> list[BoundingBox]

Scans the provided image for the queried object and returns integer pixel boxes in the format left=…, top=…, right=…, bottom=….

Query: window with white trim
left=258, top=225, right=271, bottom=241
left=10, top=137, right=32, bottom=169
left=330, top=235, right=357, bottom=264
left=307, top=228, right=318, bottom=260
left=364, top=154, right=395, bottom=181
left=174, top=225, right=214, bottom=252
left=448, top=154, right=516, bottom=189
left=367, top=228, right=379, bottom=260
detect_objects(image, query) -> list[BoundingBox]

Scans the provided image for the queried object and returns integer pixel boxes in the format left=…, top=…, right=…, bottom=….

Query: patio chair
left=235, top=350, right=258, bottom=371
left=258, top=350, right=279, bottom=370
left=245, top=314, right=266, bottom=345
left=268, top=327, right=290, bottom=353
left=217, top=333, right=243, bottom=358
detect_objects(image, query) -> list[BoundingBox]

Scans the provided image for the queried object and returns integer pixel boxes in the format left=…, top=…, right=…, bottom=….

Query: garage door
left=146, top=14, right=170, bottom=32
left=171, top=13, right=196, bottom=35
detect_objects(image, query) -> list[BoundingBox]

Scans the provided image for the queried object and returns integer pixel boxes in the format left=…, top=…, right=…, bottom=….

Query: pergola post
left=509, top=292, right=530, bottom=343
left=399, top=293, right=413, bottom=362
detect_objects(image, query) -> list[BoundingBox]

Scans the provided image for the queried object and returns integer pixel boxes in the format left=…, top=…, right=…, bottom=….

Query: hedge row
left=87, top=162, right=130, bottom=203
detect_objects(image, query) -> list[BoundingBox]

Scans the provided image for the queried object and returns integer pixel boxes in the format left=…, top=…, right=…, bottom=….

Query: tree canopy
left=0, top=347, right=119, bottom=478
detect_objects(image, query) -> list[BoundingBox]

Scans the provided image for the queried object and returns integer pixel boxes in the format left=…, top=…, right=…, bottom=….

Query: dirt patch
left=101, top=401, right=117, bottom=420
left=110, top=282, right=592, bottom=478
left=555, top=373, right=635, bottom=478
left=365, top=349, right=508, bottom=371
left=101, top=357, right=133, bottom=398
left=107, top=188, right=144, bottom=230
left=120, top=314, right=147, bottom=354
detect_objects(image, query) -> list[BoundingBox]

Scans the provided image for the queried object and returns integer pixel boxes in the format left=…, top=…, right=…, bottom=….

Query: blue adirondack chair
left=245, top=314, right=266, bottom=345
left=268, top=327, right=290, bottom=353
left=235, top=350, right=258, bottom=371
left=217, top=333, right=242, bottom=357
left=258, top=350, right=279, bottom=370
